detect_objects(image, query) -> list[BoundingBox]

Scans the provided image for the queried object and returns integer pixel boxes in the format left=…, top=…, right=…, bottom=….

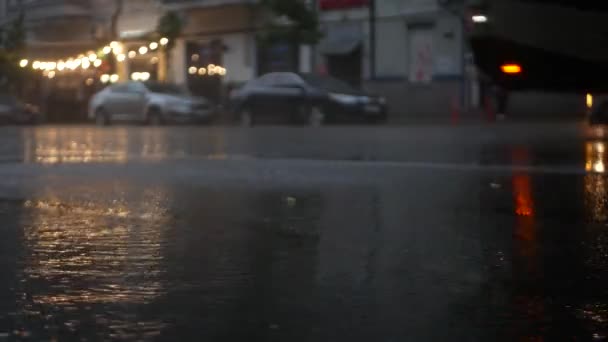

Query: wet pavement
left=0, top=122, right=607, bottom=340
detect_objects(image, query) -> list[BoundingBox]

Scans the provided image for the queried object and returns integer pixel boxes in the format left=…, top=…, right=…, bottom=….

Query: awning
left=318, top=22, right=362, bottom=55
left=318, top=36, right=361, bottom=55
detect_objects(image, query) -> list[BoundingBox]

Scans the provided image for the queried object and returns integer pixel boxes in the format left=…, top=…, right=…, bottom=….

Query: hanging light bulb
left=160, top=37, right=169, bottom=46
left=139, top=46, right=148, bottom=55
left=103, top=46, right=112, bottom=54
left=116, top=54, right=126, bottom=62
left=88, top=53, right=97, bottom=62
left=57, top=60, right=65, bottom=71
left=93, top=59, right=102, bottom=67
left=110, top=41, right=119, bottom=49
left=82, top=59, right=91, bottom=69
left=149, top=42, right=159, bottom=50
left=128, top=51, right=137, bottom=59
left=110, top=74, right=119, bottom=83
left=19, top=59, right=28, bottom=68
left=32, top=61, right=41, bottom=70
left=112, top=45, right=123, bottom=55
left=48, top=71, right=56, bottom=79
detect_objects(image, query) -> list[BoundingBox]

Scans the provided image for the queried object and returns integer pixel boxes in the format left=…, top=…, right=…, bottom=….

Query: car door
left=269, top=73, right=307, bottom=120
left=122, top=82, right=147, bottom=121
left=241, top=74, right=276, bottom=120
left=104, top=84, right=130, bottom=121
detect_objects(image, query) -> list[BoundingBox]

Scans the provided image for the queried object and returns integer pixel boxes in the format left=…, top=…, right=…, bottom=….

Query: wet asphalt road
left=0, top=122, right=607, bottom=341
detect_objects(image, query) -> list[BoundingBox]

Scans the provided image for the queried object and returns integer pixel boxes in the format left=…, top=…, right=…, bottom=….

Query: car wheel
left=307, top=106, right=325, bottom=127
left=239, top=107, right=253, bottom=127
left=147, top=108, right=163, bottom=126
left=95, top=108, right=109, bottom=126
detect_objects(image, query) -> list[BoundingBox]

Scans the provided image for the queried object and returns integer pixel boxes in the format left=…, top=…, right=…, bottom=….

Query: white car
left=89, top=81, right=215, bottom=125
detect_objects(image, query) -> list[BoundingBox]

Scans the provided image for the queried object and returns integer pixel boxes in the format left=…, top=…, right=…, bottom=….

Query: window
left=110, top=84, right=129, bottom=93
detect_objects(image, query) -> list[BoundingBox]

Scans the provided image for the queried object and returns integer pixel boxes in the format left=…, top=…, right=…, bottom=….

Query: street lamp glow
left=472, top=15, right=488, bottom=23
left=112, top=45, right=123, bottom=55
left=139, top=46, right=148, bottom=55
left=19, top=59, right=28, bottom=68
left=160, top=37, right=169, bottom=46
left=149, top=42, right=159, bottom=50
left=501, top=63, right=522, bottom=74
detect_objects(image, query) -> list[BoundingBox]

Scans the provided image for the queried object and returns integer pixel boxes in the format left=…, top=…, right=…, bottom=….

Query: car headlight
left=329, top=93, right=359, bottom=105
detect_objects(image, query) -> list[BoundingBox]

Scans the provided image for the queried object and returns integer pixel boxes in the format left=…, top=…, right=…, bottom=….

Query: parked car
left=229, top=72, right=387, bottom=126
left=89, top=81, right=216, bottom=125
left=0, top=94, right=42, bottom=125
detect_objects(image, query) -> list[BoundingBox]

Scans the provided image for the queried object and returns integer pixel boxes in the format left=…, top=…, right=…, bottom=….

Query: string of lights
left=19, top=37, right=228, bottom=83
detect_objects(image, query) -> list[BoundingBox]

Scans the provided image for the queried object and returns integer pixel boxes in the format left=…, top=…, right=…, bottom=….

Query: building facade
left=316, top=0, right=469, bottom=118
left=0, top=0, right=474, bottom=120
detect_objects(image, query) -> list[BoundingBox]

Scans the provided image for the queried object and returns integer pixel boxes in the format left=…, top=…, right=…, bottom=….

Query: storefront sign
left=320, top=0, right=369, bottom=10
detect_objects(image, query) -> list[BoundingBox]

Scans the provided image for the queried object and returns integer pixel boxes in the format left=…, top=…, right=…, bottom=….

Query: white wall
left=117, top=0, right=163, bottom=38
left=222, top=33, right=256, bottom=83
left=432, top=12, right=462, bottom=77
left=376, top=19, right=408, bottom=78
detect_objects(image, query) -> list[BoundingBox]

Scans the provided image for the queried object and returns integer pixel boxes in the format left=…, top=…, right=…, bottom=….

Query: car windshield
left=144, top=82, right=188, bottom=95
left=300, top=74, right=359, bottom=94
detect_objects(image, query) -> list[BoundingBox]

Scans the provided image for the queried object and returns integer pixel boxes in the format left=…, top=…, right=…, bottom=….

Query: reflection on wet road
left=0, top=123, right=607, bottom=340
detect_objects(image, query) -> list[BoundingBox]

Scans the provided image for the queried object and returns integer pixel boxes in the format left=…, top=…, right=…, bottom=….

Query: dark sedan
left=229, top=72, right=387, bottom=126
left=0, top=94, right=42, bottom=125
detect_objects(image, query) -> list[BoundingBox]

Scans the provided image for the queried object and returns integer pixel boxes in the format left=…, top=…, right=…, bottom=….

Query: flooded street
left=0, top=123, right=606, bottom=340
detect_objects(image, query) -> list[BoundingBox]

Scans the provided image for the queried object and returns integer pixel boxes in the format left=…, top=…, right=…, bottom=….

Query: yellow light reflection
left=584, top=141, right=608, bottom=221
left=23, top=127, right=129, bottom=165
left=586, top=141, right=606, bottom=174
left=20, top=187, right=170, bottom=308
